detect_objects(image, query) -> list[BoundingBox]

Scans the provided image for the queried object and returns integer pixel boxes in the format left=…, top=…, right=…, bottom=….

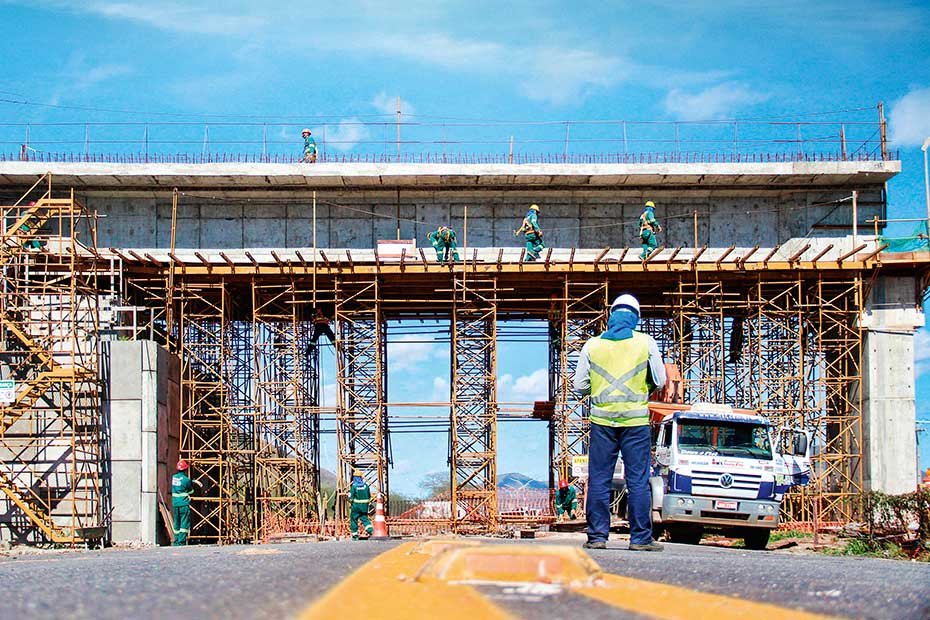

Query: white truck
left=615, top=402, right=812, bottom=550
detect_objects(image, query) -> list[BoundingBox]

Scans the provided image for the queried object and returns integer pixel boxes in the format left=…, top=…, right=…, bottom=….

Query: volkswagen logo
left=719, top=474, right=734, bottom=488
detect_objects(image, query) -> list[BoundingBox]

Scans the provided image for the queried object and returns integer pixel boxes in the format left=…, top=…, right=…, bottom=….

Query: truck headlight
left=757, top=504, right=774, bottom=513
left=677, top=498, right=685, bottom=506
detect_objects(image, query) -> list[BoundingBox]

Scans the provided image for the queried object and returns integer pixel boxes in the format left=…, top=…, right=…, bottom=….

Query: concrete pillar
left=102, top=340, right=180, bottom=545
left=860, top=276, right=925, bottom=494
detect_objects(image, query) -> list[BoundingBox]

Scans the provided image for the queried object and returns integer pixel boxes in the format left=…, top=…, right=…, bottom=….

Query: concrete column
left=103, top=340, right=180, bottom=545
left=860, top=276, right=925, bottom=494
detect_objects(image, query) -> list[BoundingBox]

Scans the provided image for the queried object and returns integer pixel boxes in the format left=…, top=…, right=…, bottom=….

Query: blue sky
left=2, top=1, right=929, bottom=490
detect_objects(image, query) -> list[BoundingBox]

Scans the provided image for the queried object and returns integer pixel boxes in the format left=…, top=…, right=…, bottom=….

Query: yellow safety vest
left=587, top=331, right=651, bottom=427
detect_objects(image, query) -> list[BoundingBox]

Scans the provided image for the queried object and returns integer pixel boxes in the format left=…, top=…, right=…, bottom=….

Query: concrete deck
left=0, top=160, right=901, bottom=191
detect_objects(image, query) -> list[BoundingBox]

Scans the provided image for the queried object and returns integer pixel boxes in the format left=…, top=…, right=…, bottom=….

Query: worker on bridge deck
left=573, top=293, right=666, bottom=551
left=638, top=201, right=662, bottom=260
left=514, top=204, right=545, bottom=261
left=427, top=225, right=459, bottom=263
left=301, top=128, right=317, bottom=163
left=348, top=470, right=374, bottom=540
left=555, top=479, right=578, bottom=521
left=171, top=459, right=200, bottom=546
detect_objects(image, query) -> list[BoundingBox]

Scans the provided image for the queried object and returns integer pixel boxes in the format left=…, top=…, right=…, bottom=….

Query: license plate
left=715, top=500, right=738, bottom=510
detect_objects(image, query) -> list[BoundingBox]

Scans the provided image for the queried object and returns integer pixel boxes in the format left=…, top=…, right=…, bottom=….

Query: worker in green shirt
left=171, top=460, right=200, bottom=546
left=348, top=470, right=374, bottom=540
left=427, top=225, right=460, bottom=263
left=514, top=204, right=545, bottom=261
left=555, top=479, right=578, bottom=521
left=301, top=128, right=317, bottom=163
left=639, top=201, right=662, bottom=260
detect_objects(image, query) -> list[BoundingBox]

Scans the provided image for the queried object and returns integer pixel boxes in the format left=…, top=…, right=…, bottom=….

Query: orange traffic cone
left=371, top=494, right=390, bottom=540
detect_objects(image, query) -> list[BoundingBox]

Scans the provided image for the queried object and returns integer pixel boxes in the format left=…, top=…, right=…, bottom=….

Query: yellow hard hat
left=353, top=469, right=363, bottom=477
left=644, top=200, right=655, bottom=208
left=529, top=204, right=540, bottom=211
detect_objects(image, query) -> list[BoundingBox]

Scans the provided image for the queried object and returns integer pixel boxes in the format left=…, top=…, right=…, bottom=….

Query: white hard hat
left=610, top=294, right=640, bottom=315
left=301, top=128, right=312, bottom=135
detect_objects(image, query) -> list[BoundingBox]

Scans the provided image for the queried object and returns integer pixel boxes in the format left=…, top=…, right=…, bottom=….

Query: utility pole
left=851, top=190, right=858, bottom=247
left=396, top=96, right=402, bottom=162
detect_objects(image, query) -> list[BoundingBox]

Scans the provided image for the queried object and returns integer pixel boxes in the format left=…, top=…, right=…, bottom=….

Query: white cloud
left=432, top=376, right=450, bottom=400
left=322, top=383, right=337, bottom=407
left=60, top=1, right=264, bottom=35
left=388, top=334, right=440, bottom=371
left=372, top=92, right=416, bottom=116
left=499, top=368, right=549, bottom=402
left=889, top=87, right=930, bottom=147
left=315, top=117, right=371, bottom=152
left=663, top=82, right=769, bottom=120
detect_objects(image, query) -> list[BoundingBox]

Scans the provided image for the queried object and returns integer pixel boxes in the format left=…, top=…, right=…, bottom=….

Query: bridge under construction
left=0, top=152, right=927, bottom=544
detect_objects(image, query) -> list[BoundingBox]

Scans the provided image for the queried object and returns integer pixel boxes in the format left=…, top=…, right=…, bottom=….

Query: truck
left=614, top=401, right=812, bottom=550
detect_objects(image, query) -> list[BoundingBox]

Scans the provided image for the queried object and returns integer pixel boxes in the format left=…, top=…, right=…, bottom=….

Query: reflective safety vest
left=587, top=331, right=651, bottom=427
left=350, top=483, right=372, bottom=506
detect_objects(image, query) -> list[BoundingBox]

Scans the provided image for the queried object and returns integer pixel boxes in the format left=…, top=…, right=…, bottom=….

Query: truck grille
left=691, top=470, right=761, bottom=498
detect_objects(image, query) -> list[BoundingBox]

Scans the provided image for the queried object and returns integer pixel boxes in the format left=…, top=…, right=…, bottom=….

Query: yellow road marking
left=298, top=541, right=512, bottom=620
left=302, top=539, right=837, bottom=620
left=576, top=573, right=835, bottom=620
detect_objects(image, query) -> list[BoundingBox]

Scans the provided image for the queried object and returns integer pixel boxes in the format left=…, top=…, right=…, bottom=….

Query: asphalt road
left=0, top=536, right=926, bottom=620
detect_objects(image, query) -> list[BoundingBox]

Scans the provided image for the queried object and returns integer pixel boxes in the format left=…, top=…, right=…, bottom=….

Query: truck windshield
left=677, top=420, right=772, bottom=460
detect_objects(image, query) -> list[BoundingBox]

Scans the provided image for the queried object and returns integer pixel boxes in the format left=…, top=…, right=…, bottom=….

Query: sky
left=1, top=0, right=929, bottom=492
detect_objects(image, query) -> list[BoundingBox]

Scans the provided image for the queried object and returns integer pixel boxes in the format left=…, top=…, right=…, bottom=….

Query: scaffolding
left=450, top=274, right=498, bottom=532
left=334, top=277, right=387, bottom=530
left=0, top=176, right=106, bottom=544
left=5, top=173, right=921, bottom=541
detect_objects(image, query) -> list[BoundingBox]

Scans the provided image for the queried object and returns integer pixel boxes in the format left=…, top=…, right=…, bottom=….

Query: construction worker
left=301, top=128, right=317, bottom=163
left=514, top=204, right=545, bottom=261
left=310, top=308, right=335, bottom=348
left=427, top=225, right=459, bottom=263
left=19, top=202, right=42, bottom=250
left=639, top=201, right=662, bottom=260
left=573, top=294, right=666, bottom=551
left=171, top=460, right=196, bottom=546
left=554, top=479, right=578, bottom=521
left=348, top=470, right=374, bottom=540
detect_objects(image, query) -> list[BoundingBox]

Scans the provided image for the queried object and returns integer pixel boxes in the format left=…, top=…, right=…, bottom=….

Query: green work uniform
left=428, top=228, right=460, bottom=262
left=523, top=210, right=545, bottom=261
left=171, top=471, right=194, bottom=546
left=349, top=480, right=374, bottom=539
left=303, top=135, right=317, bottom=161
left=555, top=486, right=578, bottom=518
left=19, top=221, right=42, bottom=250
left=639, top=208, right=660, bottom=259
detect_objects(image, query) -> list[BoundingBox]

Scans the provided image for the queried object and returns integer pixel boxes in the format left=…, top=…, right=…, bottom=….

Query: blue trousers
left=587, top=422, right=653, bottom=545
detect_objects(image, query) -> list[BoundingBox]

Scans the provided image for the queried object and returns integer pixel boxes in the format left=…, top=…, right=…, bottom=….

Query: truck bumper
left=661, top=495, right=779, bottom=529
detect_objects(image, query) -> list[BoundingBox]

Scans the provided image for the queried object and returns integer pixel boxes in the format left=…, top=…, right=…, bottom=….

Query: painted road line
left=298, top=541, right=512, bottom=620
left=575, top=573, right=835, bottom=620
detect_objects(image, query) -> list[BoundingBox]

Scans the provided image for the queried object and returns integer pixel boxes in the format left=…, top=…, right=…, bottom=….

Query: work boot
left=583, top=541, right=607, bottom=550
left=629, top=540, right=664, bottom=552
left=352, top=535, right=359, bottom=541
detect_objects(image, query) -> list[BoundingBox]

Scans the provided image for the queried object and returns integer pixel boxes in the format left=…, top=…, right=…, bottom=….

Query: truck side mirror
left=793, top=434, right=808, bottom=457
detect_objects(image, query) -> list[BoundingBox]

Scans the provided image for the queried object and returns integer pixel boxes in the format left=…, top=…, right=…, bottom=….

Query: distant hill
left=497, top=472, right=548, bottom=490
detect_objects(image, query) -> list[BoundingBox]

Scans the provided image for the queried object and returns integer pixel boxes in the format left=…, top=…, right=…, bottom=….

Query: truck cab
left=648, top=403, right=811, bottom=549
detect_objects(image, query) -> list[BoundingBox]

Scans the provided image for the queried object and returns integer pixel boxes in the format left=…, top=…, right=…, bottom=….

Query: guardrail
left=0, top=105, right=892, bottom=164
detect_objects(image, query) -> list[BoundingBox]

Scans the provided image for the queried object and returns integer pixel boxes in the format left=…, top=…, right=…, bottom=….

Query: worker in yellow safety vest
left=573, top=294, right=666, bottom=551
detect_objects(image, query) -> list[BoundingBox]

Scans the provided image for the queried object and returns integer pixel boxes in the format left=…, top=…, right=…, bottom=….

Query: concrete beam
left=0, top=160, right=901, bottom=192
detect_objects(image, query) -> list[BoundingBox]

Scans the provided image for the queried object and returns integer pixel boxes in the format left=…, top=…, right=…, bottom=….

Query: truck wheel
left=742, top=528, right=771, bottom=550
left=667, top=524, right=703, bottom=545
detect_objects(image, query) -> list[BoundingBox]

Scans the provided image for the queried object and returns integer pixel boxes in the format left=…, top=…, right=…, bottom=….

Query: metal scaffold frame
left=451, top=274, right=498, bottom=532
left=0, top=175, right=106, bottom=544
left=549, top=279, right=608, bottom=507
left=334, top=277, right=387, bottom=530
